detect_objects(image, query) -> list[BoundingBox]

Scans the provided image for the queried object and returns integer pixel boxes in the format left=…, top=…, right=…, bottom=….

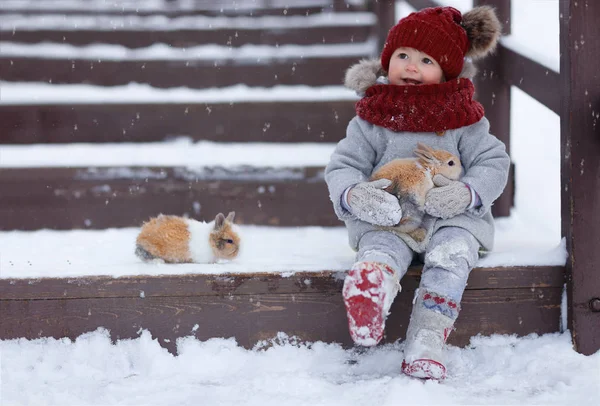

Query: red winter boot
left=401, top=289, right=459, bottom=380
left=343, top=261, right=401, bottom=346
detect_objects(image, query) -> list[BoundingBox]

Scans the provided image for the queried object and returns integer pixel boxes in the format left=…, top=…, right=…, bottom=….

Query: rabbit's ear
left=214, top=213, right=225, bottom=230
left=225, top=211, right=236, bottom=223
left=414, top=143, right=438, bottom=163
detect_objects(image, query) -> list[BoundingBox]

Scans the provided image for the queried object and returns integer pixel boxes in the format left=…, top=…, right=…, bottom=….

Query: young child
left=325, top=6, right=509, bottom=380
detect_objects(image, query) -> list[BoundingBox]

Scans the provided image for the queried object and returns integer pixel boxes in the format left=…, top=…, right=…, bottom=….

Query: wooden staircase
left=0, top=0, right=564, bottom=354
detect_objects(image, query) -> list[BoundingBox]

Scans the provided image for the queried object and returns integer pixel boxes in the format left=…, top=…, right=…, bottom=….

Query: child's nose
left=406, top=63, right=418, bottom=72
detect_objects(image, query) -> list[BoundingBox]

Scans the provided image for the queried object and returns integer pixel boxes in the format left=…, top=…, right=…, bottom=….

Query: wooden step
left=0, top=6, right=347, bottom=17
left=0, top=1, right=361, bottom=17
left=0, top=266, right=565, bottom=354
left=0, top=166, right=337, bottom=230
left=0, top=101, right=355, bottom=144
left=0, top=164, right=514, bottom=230
left=4, top=24, right=373, bottom=48
left=0, top=54, right=368, bottom=88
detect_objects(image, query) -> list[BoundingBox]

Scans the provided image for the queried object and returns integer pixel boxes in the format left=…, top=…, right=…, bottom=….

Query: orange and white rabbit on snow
left=135, top=211, right=241, bottom=263
left=371, top=143, right=462, bottom=241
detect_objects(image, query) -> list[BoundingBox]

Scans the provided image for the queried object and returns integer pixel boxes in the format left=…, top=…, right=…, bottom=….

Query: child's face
left=387, top=47, right=444, bottom=86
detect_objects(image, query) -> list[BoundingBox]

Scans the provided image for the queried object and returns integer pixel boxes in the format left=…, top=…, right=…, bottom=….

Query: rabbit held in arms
left=135, top=212, right=240, bottom=263
left=371, top=143, right=461, bottom=241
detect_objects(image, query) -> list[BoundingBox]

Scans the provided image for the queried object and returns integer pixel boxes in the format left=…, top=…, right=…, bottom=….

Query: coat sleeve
left=457, top=117, right=511, bottom=217
left=324, top=117, right=380, bottom=221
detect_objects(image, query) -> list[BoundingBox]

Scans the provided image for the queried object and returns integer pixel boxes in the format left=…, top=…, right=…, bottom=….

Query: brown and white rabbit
left=135, top=212, right=240, bottom=263
left=371, top=143, right=462, bottom=241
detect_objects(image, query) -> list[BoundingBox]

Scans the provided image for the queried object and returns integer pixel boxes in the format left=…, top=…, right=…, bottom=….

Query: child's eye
left=398, top=53, right=408, bottom=59
left=422, top=58, right=433, bottom=65
left=448, top=160, right=455, bottom=166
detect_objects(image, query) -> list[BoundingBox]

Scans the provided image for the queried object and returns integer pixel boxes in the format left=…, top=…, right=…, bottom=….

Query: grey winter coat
left=325, top=112, right=510, bottom=253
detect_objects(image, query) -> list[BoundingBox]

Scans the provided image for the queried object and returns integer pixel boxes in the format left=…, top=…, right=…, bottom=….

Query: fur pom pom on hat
left=380, top=6, right=501, bottom=80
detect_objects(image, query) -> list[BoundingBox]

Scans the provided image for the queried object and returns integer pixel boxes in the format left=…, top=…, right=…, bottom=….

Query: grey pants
left=357, top=227, right=480, bottom=302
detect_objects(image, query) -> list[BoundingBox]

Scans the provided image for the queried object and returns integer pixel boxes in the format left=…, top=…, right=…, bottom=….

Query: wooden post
left=560, top=0, right=600, bottom=356
left=472, top=0, right=512, bottom=217
left=333, top=0, right=347, bottom=12
left=373, top=0, right=396, bottom=55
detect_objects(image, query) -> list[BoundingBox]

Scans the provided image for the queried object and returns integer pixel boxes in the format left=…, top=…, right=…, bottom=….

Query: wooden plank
left=0, top=6, right=338, bottom=17
left=560, top=0, right=600, bottom=356
left=0, top=166, right=514, bottom=230
left=0, top=167, right=338, bottom=229
left=499, top=45, right=560, bottom=115
left=0, top=284, right=562, bottom=354
left=4, top=25, right=372, bottom=48
left=472, top=1, right=512, bottom=218
left=0, top=56, right=367, bottom=88
left=0, top=102, right=355, bottom=144
left=373, top=0, right=395, bottom=53
left=0, top=266, right=565, bottom=300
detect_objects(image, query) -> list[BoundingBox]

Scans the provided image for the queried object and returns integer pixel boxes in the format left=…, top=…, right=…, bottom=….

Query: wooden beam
left=499, top=45, right=560, bottom=115
left=0, top=56, right=367, bottom=88
left=4, top=25, right=372, bottom=48
left=0, top=5, right=357, bottom=17
left=0, top=166, right=514, bottom=230
left=0, top=266, right=564, bottom=354
left=560, top=0, right=600, bottom=356
left=0, top=101, right=356, bottom=144
left=373, top=0, right=395, bottom=54
left=473, top=0, right=512, bottom=217
left=0, top=167, right=338, bottom=230
left=0, top=267, right=565, bottom=300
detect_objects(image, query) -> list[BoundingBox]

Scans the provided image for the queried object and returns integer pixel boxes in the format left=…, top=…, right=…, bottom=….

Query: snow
left=1, top=329, right=598, bottom=405
left=0, top=40, right=376, bottom=60
left=0, top=139, right=336, bottom=168
left=0, top=82, right=357, bottom=104
left=1, top=1, right=595, bottom=403
left=0, top=221, right=567, bottom=279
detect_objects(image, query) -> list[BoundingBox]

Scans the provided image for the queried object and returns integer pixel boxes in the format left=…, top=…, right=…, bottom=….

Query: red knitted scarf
left=355, top=78, right=484, bottom=133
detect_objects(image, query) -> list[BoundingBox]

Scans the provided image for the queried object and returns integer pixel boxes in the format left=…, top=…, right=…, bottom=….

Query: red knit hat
left=380, top=7, right=469, bottom=80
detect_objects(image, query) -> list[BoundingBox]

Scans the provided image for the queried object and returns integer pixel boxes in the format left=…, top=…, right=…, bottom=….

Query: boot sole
left=402, top=359, right=447, bottom=380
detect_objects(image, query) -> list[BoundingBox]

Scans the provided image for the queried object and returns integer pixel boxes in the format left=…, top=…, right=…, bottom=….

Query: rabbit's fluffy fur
left=136, top=212, right=240, bottom=263
left=371, top=144, right=461, bottom=241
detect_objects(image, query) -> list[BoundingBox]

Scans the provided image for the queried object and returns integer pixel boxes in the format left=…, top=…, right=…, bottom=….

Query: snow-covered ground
left=1, top=330, right=599, bottom=405
left=1, top=1, right=596, bottom=404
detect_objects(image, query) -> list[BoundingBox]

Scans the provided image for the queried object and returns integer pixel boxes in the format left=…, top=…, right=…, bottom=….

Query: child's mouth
left=401, top=78, right=422, bottom=85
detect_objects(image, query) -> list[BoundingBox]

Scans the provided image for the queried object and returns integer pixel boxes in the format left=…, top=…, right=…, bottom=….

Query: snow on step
left=0, top=39, right=376, bottom=60
left=0, top=221, right=567, bottom=279
left=0, top=12, right=375, bottom=31
left=0, top=139, right=335, bottom=168
left=0, top=82, right=357, bottom=104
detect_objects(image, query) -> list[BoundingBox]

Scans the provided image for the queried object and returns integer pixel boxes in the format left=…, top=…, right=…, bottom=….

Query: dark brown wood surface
left=0, top=6, right=350, bottom=17
left=560, top=0, right=600, bottom=356
left=0, top=267, right=565, bottom=300
left=0, top=166, right=514, bottom=230
left=0, top=266, right=564, bottom=354
left=5, top=25, right=372, bottom=48
left=0, top=56, right=366, bottom=88
left=0, top=101, right=355, bottom=144
left=499, top=45, right=560, bottom=115
left=0, top=167, right=337, bottom=229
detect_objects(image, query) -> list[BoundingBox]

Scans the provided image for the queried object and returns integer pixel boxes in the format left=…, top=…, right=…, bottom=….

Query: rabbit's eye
left=226, top=239, right=234, bottom=244
left=448, top=160, right=455, bottom=166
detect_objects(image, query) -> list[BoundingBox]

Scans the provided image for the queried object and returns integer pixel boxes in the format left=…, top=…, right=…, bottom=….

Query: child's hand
left=347, top=179, right=402, bottom=226
left=424, top=175, right=472, bottom=219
